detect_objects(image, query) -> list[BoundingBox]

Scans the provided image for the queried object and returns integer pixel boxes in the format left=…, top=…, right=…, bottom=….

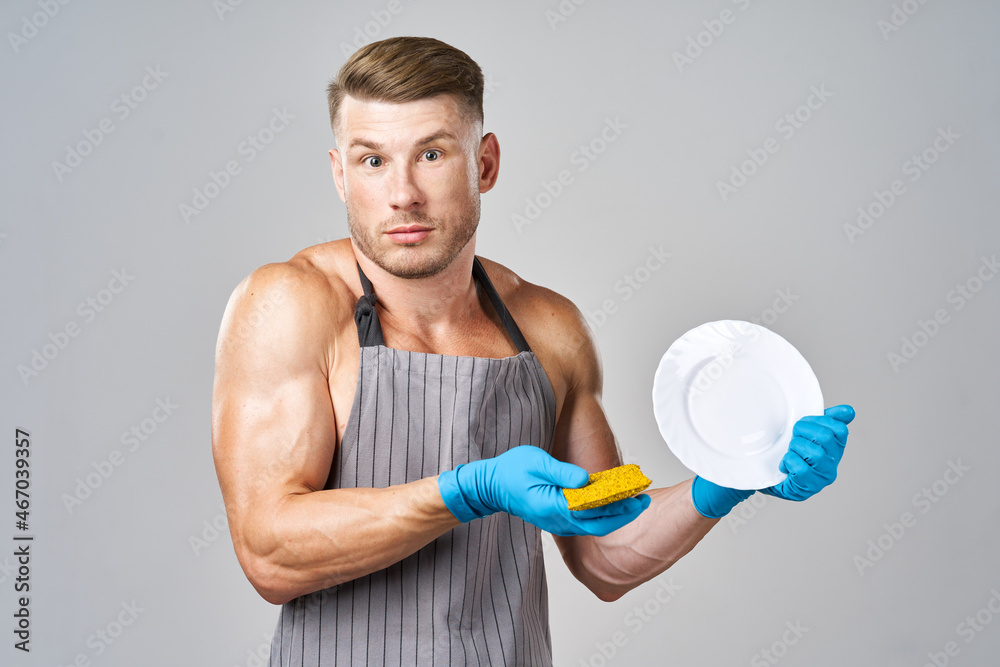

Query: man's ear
left=478, top=132, right=500, bottom=194
left=330, top=148, right=346, bottom=203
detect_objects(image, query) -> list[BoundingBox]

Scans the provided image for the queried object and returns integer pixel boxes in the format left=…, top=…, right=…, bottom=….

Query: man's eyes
left=362, top=150, right=441, bottom=168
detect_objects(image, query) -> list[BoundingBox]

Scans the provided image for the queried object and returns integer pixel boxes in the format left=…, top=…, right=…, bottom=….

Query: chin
left=353, top=240, right=443, bottom=279
left=382, top=250, right=453, bottom=279
left=349, top=206, right=478, bottom=279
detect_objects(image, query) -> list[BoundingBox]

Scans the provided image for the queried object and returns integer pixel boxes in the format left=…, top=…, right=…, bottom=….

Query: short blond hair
left=327, top=36, right=484, bottom=141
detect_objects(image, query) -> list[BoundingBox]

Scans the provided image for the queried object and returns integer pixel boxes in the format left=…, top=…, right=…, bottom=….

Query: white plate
left=651, top=320, right=823, bottom=490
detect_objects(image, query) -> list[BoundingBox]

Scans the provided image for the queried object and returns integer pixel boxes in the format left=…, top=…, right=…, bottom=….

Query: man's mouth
left=386, top=225, right=433, bottom=244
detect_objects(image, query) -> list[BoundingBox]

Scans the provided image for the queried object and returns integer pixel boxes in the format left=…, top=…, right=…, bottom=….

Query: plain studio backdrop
left=2, top=1, right=999, bottom=665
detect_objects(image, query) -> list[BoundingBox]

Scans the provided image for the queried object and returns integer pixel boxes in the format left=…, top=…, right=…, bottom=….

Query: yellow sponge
left=563, top=464, right=652, bottom=511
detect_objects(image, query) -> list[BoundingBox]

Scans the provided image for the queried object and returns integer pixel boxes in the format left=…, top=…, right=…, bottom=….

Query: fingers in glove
left=784, top=440, right=837, bottom=486
left=570, top=495, right=650, bottom=520
left=824, top=404, right=856, bottom=425
left=793, top=418, right=847, bottom=448
left=787, top=437, right=829, bottom=468
left=509, top=445, right=589, bottom=488
left=779, top=449, right=812, bottom=478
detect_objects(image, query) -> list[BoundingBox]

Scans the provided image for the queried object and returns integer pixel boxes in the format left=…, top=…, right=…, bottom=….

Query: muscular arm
left=546, top=301, right=718, bottom=602
left=211, top=263, right=459, bottom=605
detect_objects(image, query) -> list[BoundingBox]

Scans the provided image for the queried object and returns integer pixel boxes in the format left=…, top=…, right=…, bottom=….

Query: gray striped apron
left=269, top=257, right=557, bottom=666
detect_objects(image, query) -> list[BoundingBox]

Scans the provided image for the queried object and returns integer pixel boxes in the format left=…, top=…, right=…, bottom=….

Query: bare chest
left=326, top=308, right=522, bottom=448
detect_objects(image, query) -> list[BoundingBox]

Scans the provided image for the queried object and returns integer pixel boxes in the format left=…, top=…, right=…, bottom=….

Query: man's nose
left=387, top=164, right=425, bottom=211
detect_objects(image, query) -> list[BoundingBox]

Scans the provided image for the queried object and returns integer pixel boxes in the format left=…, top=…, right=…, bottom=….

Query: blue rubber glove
left=691, top=476, right=756, bottom=519
left=759, top=405, right=854, bottom=501
left=438, top=445, right=651, bottom=536
left=691, top=405, right=855, bottom=518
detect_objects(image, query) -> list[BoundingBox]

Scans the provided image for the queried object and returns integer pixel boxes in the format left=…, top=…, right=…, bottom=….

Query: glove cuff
left=438, top=464, right=494, bottom=522
left=691, top=476, right=755, bottom=519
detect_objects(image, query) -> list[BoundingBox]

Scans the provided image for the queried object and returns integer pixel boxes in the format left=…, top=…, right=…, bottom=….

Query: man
left=211, top=36, right=854, bottom=666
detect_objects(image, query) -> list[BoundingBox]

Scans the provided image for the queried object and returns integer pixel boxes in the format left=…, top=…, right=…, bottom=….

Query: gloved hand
left=691, top=476, right=755, bottom=519
left=691, top=405, right=855, bottom=519
left=438, top=445, right=651, bottom=536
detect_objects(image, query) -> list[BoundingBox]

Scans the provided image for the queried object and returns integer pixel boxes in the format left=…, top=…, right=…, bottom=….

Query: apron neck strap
left=354, top=257, right=531, bottom=354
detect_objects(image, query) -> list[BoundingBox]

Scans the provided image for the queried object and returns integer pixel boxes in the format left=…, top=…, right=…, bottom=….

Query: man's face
left=330, top=93, right=497, bottom=280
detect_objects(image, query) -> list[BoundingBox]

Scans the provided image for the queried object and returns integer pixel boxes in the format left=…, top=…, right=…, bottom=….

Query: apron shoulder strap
left=472, top=257, right=531, bottom=354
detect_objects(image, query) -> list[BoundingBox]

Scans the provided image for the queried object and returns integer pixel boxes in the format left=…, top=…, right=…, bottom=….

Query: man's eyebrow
left=414, top=130, right=459, bottom=146
left=347, top=130, right=460, bottom=152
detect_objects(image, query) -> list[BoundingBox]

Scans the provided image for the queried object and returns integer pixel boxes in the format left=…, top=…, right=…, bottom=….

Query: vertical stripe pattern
left=269, top=259, right=557, bottom=666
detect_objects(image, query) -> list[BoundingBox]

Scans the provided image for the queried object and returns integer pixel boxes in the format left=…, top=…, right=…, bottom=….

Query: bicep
left=548, top=307, right=621, bottom=473
left=547, top=307, right=627, bottom=561
left=214, top=366, right=336, bottom=504
left=211, top=268, right=338, bottom=545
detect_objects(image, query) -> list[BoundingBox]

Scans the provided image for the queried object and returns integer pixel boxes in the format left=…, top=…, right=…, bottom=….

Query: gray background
left=2, top=0, right=998, bottom=665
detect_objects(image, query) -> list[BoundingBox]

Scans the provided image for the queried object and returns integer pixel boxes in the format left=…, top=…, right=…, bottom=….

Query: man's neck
left=352, top=242, right=484, bottom=343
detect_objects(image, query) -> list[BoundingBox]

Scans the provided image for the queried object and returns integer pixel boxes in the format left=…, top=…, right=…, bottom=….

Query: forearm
left=237, top=476, right=460, bottom=604
left=558, top=479, right=717, bottom=601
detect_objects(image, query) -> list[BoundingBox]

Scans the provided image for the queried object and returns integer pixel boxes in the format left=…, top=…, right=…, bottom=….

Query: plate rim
left=652, top=320, right=823, bottom=490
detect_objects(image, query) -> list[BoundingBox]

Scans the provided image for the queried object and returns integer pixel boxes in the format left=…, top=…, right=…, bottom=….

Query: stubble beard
left=347, top=194, right=481, bottom=280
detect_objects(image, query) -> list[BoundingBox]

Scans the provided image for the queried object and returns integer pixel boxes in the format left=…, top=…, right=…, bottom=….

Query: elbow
left=589, top=561, right=682, bottom=604
left=261, top=590, right=297, bottom=606
left=253, top=577, right=296, bottom=606
left=563, top=552, right=634, bottom=602
left=592, top=584, right=628, bottom=603
left=242, top=552, right=296, bottom=605
left=236, top=541, right=304, bottom=606
left=257, top=587, right=293, bottom=606
left=576, top=559, right=679, bottom=603
left=238, top=541, right=349, bottom=606
left=562, top=546, right=633, bottom=602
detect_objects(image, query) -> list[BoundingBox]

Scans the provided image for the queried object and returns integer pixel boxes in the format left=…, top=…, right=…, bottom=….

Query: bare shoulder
left=477, top=257, right=588, bottom=338
left=216, top=241, right=356, bottom=364
left=477, top=256, right=601, bottom=400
